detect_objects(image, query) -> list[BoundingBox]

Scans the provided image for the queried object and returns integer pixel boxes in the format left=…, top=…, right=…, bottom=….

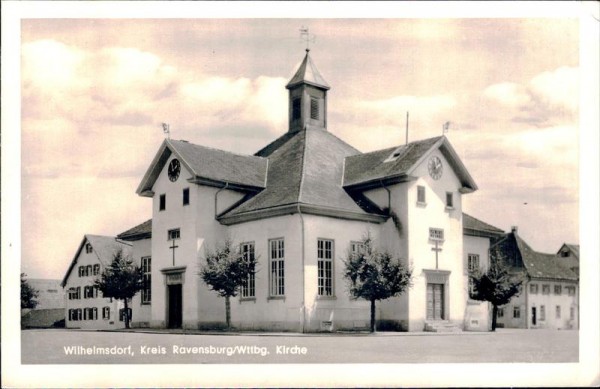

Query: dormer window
left=383, top=146, right=408, bottom=163
left=310, top=98, right=319, bottom=120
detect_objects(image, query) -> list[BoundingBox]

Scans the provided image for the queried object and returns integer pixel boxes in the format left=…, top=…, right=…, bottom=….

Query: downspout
left=214, top=182, right=229, bottom=219
left=297, top=203, right=306, bottom=332
left=379, top=180, right=391, bottom=214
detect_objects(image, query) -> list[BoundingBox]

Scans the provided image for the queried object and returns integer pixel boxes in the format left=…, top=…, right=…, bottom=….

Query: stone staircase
left=424, top=320, right=462, bottom=333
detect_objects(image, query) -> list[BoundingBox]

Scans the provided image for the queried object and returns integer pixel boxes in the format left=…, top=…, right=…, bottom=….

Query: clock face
left=428, top=156, right=443, bottom=180
left=168, top=159, right=181, bottom=182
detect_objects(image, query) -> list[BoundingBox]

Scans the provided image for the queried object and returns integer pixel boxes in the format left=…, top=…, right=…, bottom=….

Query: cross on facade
left=431, top=240, right=443, bottom=269
left=170, top=239, right=178, bottom=266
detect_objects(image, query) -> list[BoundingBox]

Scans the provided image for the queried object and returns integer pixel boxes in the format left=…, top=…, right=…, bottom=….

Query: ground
left=21, top=328, right=578, bottom=364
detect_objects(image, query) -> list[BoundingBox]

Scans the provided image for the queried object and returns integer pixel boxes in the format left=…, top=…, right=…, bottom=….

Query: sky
left=17, top=15, right=584, bottom=280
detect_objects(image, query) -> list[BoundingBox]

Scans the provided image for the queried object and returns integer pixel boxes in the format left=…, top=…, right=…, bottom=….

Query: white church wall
left=301, top=214, right=379, bottom=332
left=130, top=237, right=152, bottom=328
left=405, top=148, right=467, bottom=331
left=225, top=214, right=304, bottom=331
left=463, top=235, right=493, bottom=331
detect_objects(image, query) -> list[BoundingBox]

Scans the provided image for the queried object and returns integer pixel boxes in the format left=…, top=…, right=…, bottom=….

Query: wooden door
left=426, top=283, right=444, bottom=320
left=168, top=284, right=182, bottom=328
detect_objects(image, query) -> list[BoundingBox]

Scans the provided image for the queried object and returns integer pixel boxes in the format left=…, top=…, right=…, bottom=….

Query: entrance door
left=531, top=307, right=537, bottom=326
left=426, top=283, right=444, bottom=320
left=167, top=284, right=182, bottom=328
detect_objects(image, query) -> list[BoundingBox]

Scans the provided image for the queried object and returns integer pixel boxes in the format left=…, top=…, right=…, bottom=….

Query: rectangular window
left=497, top=307, right=504, bottom=318
left=141, top=256, right=152, bottom=304
left=570, top=307, right=575, bottom=320
left=93, top=264, right=100, bottom=276
left=84, top=286, right=90, bottom=299
left=76, top=309, right=82, bottom=321
left=318, top=239, right=334, bottom=297
left=554, top=285, right=562, bottom=295
left=183, top=188, right=190, bottom=206
left=159, top=194, right=166, bottom=211
left=310, top=98, right=319, bottom=120
left=417, top=185, right=426, bottom=204
left=240, top=242, right=256, bottom=298
left=350, top=241, right=365, bottom=255
left=75, top=286, right=81, bottom=300
left=86, top=265, right=92, bottom=277
left=567, top=286, right=576, bottom=296
left=467, top=254, right=480, bottom=298
left=292, top=98, right=301, bottom=120
left=119, top=308, right=132, bottom=322
left=85, top=243, right=93, bottom=254
left=540, top=305, right=546, bottom=321
left=542, top=284, right=550, bottom=295
left=530, top=283, right=538, bottom=294
left=446, top=192, right=454, bottom=208
left=168, top=228, right=180, bottom=240
left=513, top=306, right=520, bottom=319
left=269, top=239, right=285, bottom=297
left=78, top=266, right=84, bottom=277
left=429, top=228, right=444, bottom=241
left=556, top=305, right=561, bottom=319
left=102, top=307, right=110, bottom=320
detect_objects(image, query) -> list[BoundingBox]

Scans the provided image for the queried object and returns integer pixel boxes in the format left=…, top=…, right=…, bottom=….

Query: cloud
left=482, top=66, right=579, bottom=126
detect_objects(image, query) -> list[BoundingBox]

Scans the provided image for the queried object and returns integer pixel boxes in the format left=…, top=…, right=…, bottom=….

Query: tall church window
left=183, top=188, right=190, bottom=206
left=310, top=98, right=319, bottom=120
left=446, top=192, right=454, bottom=208
left=317, top=239, right=334, bottom=297
left=292, top=98, right=301, bottom=120
left=417, top=186, right=426, bottom=204
left=269, top=238, right=285, bottom=297
left=240, top=242, right=256, bottom=298
left=141, top=256, right=152, bottom=304
left=467, top=254, right=479, bottom=298
left=159, top=194, right=166, bottom=211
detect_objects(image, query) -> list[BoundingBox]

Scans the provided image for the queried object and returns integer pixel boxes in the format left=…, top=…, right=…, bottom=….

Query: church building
left=64, top=49, right=502, bottom=332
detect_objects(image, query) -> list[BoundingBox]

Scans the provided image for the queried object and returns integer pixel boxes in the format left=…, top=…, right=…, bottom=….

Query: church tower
left=286, top=49, right=330, bottom=133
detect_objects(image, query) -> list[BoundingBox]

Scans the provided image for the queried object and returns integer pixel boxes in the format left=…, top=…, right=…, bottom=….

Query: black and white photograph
left=2, top=1, right=599, bottom=387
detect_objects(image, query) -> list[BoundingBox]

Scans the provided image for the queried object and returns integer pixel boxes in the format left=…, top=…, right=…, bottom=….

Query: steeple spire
left=286, top=50, right=329, bottom=133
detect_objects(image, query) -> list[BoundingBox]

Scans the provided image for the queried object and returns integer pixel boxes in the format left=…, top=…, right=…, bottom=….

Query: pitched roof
left=286, top=50, right=330, bottom=90
left=117, top=219, right=152, bottom=241
left=463, top=213, right=504, bottom=237
left=513, top=234, right=578, bottom=281
left=559, top=243, right=580, bottom=258
left=137, top=139, right=268, bottom=196
left=61, top=235, right=132, bottom=287
left=218, top=128, right=387, bottom=225
left=343, top=136, right=478, bottom=192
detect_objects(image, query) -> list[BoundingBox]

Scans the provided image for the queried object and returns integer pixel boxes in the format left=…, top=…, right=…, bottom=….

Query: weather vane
left=300, top=26, right=316, bottom=51
left=162, top=122, right=170, bottom=139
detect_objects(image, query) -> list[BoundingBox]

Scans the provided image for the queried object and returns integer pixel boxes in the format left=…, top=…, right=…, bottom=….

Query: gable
left=61, top=235, right=132, bottom=287
left=343, top=136, right=477, bottom=193
left=137, top=139, right=268, bottom=197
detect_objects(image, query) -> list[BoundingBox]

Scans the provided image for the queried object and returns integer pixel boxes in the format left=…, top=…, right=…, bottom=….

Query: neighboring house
left=493, top=228, right=579, bottom=330
left=27, top=279, right=65, bottom=309
left=557, top=243, right=580, bottom=276
left=462, top=213, right=505, bottom=331
left=21, top=279, right=66, bottom=329
left=123, top=48, right=481, bottom=332
left=61, top=235, right=133, bottom=329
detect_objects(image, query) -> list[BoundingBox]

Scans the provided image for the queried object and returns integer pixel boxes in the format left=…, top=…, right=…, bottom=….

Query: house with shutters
left=493, top=229, right=579, bottom=330
left=61, top=235, right=134, bottom=329
left=109, top=48, right=496, bottom=333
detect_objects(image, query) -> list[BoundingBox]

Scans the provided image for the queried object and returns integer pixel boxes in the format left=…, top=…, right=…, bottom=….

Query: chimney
left=511, top=226, right=518, bottom=233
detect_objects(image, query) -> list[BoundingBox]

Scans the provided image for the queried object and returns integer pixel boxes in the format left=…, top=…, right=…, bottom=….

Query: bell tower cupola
left=286, top=49, right=330, bottom=133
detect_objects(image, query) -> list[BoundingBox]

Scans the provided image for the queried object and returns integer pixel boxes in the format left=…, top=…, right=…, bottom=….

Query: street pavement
left=21, top=328, right=578, bottom=364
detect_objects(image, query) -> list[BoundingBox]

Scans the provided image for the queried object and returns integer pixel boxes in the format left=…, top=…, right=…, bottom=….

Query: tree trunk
left=225, top=295, right=231, bottom=330
left=491, top=304, right=498, bottom=332
left=124, top=298, right=130, bottom=329
left=370, top=298, right=376, bottom=333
